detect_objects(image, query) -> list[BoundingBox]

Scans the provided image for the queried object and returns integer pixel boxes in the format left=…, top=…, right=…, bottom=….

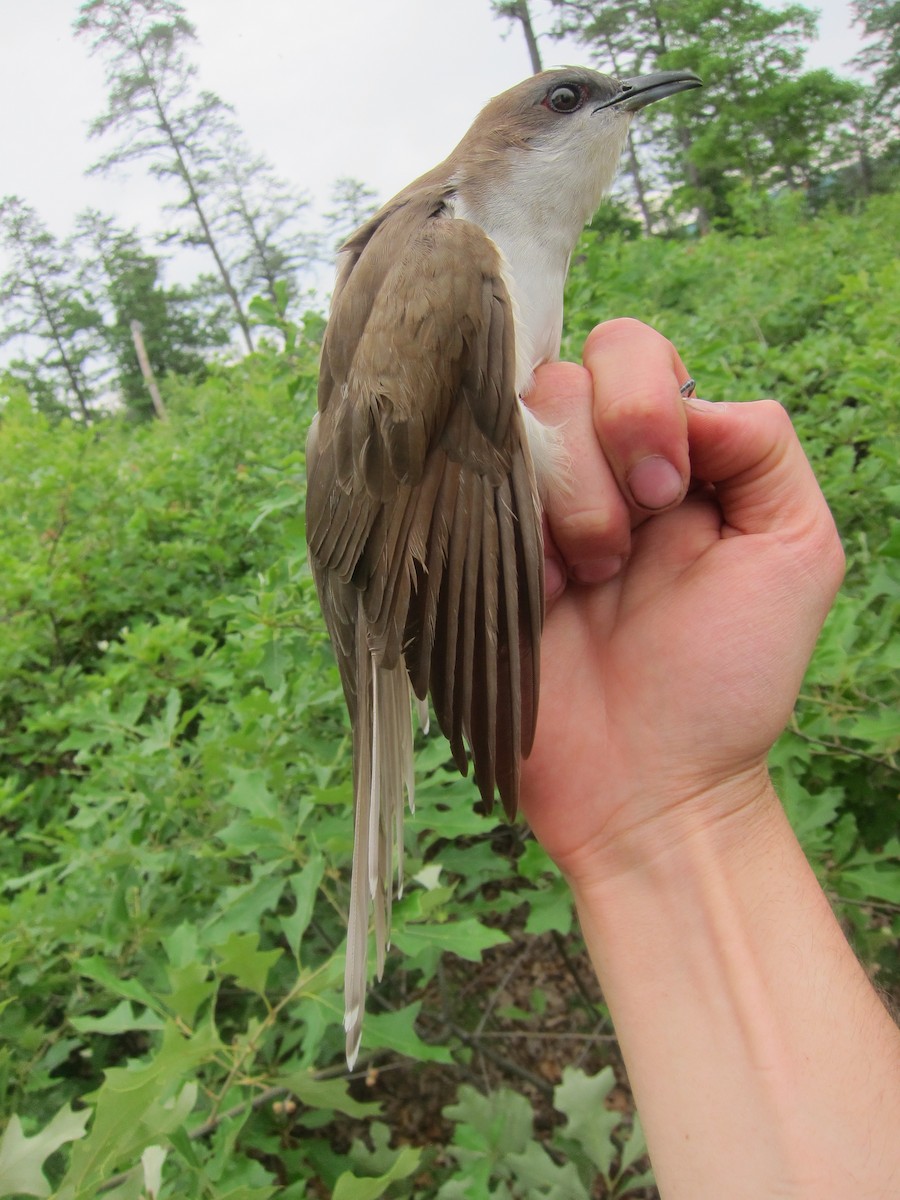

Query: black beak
left=594, top=70, right=702, bottom=114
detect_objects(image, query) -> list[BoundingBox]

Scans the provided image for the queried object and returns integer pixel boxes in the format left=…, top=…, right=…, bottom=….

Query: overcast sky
left=1, top=0, right=867, bottom=288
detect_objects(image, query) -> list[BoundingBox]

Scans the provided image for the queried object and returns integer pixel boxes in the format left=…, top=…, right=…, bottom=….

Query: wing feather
left=306, top=192, right=544, bottom=1064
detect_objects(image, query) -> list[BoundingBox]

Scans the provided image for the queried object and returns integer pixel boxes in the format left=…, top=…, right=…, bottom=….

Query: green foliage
left=568, top=191, right=900, bottom=982
left=73, top=0, right=324, bottom=357
left=0, top=318, right=576, bottom=1195
left=853, top=0, right=900, bottom=119
left=0, top=1104, right=90, bottom=1198
left=1, top=196, right=899, bottom=1196
left=1, top=201, right=231, bottom=422
left=75, top=0, right=259, bottom=352
left=436, top=1069, right=651, bottom=1198
left=73, top=212, right=231, bottom=418
left=550, top=0, right=874, bottom=226
left=0, top=197, right=101, bottom=422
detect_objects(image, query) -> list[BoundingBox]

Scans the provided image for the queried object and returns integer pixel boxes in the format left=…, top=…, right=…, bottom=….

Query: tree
left=74, top=0, right=255, bottom=351
left=212, top=146, right=320, bottom=317
left=549, top=0, right=861, bottom=231
left=550, top=0, right=660, bottom=231
left=73, top=211, right=230, bottom=419
left=322, top=177, right=379, bottom=256
left=853, top=0, right=900, bottom=116
left=0, top=198, right=101, bottom=421
left=491, top=0, right=544, bottom=73
left=550, top=0, right=710, bottom=229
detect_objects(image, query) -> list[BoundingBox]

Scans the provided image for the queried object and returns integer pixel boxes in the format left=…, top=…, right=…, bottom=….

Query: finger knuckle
left=556, top=504, right=630, bottom=557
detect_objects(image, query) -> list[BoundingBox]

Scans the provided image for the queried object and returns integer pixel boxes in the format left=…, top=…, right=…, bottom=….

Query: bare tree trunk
left=150, top=98, right=255, bottom=353
left=676, top=123, right=711, bottom=234
left=644, top=1, right=710, bottom=233
left=601, top=35, right=655, bottom=234
left=514, top=0, right=543, bottom=74
left=852, top=118, right=874, bottom=197
left=29, top=269, right=93, bottom=422
left=130, top=29, right=255, bottom=353
left=493, top=0, right=543, bottom=73
left=130, top=320, right=168, bottom=421
left=623, top=131, right=655, bottom=234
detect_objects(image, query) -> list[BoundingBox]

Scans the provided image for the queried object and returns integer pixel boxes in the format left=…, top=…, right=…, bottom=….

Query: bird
left=304, top=65, right=702, bottom=1067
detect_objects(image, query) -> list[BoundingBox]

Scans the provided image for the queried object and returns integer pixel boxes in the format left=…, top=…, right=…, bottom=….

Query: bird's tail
left=344, top=618, right=416, bottom=1069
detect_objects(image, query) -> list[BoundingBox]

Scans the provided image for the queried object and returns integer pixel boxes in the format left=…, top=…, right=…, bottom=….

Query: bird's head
left=451, top=66, right=701, bottom=236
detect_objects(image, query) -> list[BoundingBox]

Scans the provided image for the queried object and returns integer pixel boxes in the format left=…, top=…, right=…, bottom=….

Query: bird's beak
left=594, top=70, right=702, bottom=114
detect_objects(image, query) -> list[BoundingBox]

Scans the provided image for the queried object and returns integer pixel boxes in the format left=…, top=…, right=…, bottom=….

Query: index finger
left=583, top=318, right=692, bottom=513
left=525, top=361, right=634, bottom=595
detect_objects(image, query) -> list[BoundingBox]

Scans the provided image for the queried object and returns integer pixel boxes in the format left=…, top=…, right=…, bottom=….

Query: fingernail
left=572, top=556, right=624, bottom=585
left=627, top=456, right=684, bottom=510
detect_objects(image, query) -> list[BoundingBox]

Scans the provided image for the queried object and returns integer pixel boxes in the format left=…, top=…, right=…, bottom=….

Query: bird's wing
left=307, top=198, right=544, bottom=816
left=305, top=198, right=544, bottom=1067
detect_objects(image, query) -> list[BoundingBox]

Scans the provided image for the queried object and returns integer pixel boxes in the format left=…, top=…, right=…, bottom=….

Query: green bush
left=0, top=195, right=897, bottom=1198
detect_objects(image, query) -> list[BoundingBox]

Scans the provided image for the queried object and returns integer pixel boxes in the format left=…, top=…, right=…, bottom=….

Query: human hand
left=519, top=319, right=844, bottom=885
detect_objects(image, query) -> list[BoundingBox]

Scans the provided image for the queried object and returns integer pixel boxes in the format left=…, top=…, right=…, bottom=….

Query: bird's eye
left=544, top=83, right=585, bottom=113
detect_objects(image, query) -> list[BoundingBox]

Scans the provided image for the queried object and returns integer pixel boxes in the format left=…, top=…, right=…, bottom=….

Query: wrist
left=555, top=761, right=776, bottom=898
left=562, top=770, right=900, bottom=1200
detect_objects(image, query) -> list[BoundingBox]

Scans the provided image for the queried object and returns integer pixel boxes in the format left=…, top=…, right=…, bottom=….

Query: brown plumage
left=305, top=66, right=702, bottom=1067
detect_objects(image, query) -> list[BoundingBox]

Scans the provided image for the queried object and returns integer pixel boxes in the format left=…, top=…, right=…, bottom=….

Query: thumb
left=685, top=398, right=842, bottom=558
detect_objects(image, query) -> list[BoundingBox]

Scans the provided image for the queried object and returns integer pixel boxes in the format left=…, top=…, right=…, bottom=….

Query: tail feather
left=344, top=613, right=416, bottom=1069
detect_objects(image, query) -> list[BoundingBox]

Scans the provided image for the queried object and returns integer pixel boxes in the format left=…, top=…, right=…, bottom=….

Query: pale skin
left=519, top=319, right=900, bottom=1199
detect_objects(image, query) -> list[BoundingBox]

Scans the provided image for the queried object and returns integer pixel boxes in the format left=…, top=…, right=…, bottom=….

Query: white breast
left=451, top=191, right=568, bottom=390
left=449, top=191, right=572, bottom=493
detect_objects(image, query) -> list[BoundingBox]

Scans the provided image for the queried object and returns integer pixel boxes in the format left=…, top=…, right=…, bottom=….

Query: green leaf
left=554, top=1066, right=621, bottom=1175
left=618, top=1112, right=651, bottom=1175
left=258, top=635, right=286, bottom=690
left=202, top=869, right=286, bottom=941
left=78, top=958, right=162, bottom=1014
left=276, top=1067, right=379, bottom=1119
left=406, top=794, right=499, bottom=840
left=391, top=918, right=509, bottom=963
left=332, top=1145, right=421, bottom=1200
left=57, top=1020, right=218, bottom=1197
left=70, top=1000, right=164, bottom=1035
left=215, top=931, right=282, bottom=996
left=840, top=863, right=900, bottom=904
left=524, top=875, right=573, bottom=936
left=162, top=960, right=216, bottom=1025
left=847, top=708, right=900, bottom=752
left=225, top=766, right=278, bottom=818
left=361, top=1003, right=453, bottom=1063
left=162, top=922, right=202, bottom=969
left=444, top=1084, right=533, bottom=1160
left=280, top=855, right=325, bottom=960
left=516, top=839, right=556, bottom=883
left=97, top=1166, right=144, bottom=1200
left=0, top=1105, right=90, bottom=1199
left=506, top=1140, right=589, bottom=1197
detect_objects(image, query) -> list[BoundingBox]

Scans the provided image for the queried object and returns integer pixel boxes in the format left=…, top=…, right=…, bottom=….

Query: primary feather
left=306, top=196, right=543, bottom=1066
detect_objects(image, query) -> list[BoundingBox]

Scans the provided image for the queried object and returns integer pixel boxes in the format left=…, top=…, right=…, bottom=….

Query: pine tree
left=853, top=0, right=900, bottom=116
left=0, top=198, right=102, bottom=421
left=212, top=146, right=320, bottom=316
left=74, top=0, right=255, bottom=350
left=74, top=211, right=230, bottom=419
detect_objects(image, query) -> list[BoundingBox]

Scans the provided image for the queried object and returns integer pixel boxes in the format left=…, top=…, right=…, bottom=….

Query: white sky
left=0, top=0, right=867, bottom=293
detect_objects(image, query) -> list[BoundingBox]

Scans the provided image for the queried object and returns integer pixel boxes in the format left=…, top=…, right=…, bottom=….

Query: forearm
left=568, top=775, right=900, bottom=1200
